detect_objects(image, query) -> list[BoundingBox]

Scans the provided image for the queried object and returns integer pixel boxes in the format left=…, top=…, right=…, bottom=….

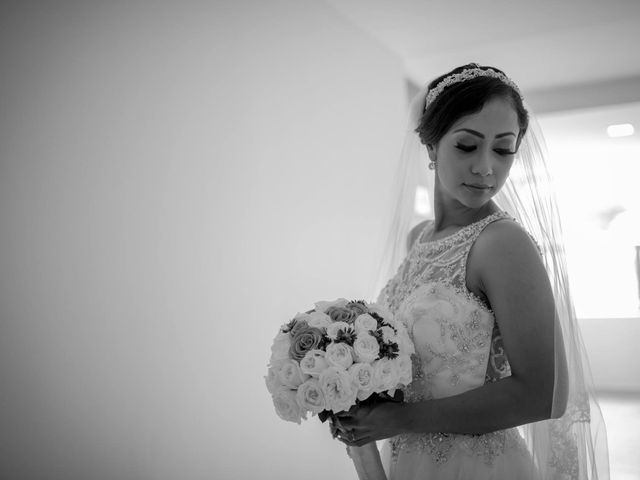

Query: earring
left=428, top=160, right=436, bottom=170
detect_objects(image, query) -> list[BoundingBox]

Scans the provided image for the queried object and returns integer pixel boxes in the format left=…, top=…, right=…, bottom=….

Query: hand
left=328, top=415, right=342, bottom=439
left=333, top=402, right=403, bottom=447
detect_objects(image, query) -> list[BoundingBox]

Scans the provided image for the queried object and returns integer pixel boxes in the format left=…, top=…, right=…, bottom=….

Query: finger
left=343, top=430, right=376, bottom=447
left=352, top=436, right=375, bottom=447
left=336, top=404, right=368, bottom=419
left=336, top=417, right=352, bottom=428
left=335, top=404, right=358, bottom=417
left=335, top=428, right=356, bottom=444
left=348, top=429, right=361, bottom=444
left=336, top=434, right=356, bottom=447
left=339, top=434, right=373, bottom=447
left=336, top=417, right=361, bottom=430
left=334, top=411, right=351, bottom=419
left=334, top=431, right=349, bottom=445
left=330, top=420, right=350, bottom=439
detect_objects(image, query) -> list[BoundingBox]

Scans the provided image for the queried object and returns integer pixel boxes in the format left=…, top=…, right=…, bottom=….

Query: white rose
left=314, top=298, right=349, bottom=314
left=299, top=349, right=329, bottom=377
left=306, top=311, right=332, bottom=330
left=373, top=358, right=400, bottom=393
left=265, top=365, right=282, bottom=394
left=272, top=386, right=307, bottom=424
left=270, top=332, right=292, bottom=366
left=293, top=312, right=311, bottom=322
left=296, top=378, right=326, bottom=414
left=380, top=325, right=396, bottom=343
left=349, top=362, right=376, bottom=401
left=319, top=366, right=357, bottom=413
left=354, top=314, right=378, bottom=333
left=353, top=333, right=380, bottom=363
left=396, top=354, right=413, bottom=386
left=326, top=321, right=350, bottom=341
left=277, top=359, right=309, bottom=388
left=381, top=315, right=402, bottom=331
left=325, top=342, right=354, bottom=370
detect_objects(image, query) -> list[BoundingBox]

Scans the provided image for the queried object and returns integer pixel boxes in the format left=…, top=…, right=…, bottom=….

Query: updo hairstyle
left=416, top=63, right=529, bottom=149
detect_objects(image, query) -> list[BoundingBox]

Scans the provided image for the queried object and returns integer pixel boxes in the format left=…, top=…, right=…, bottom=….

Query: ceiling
left=324, top=0, right=640, bottom=95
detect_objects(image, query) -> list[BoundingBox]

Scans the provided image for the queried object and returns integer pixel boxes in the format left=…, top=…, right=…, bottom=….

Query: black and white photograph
left=1, top=1, right=639, bottom=479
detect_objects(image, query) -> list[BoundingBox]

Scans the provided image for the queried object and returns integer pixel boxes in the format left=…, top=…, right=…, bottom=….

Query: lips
left=464, top=183, right=493, bottom=190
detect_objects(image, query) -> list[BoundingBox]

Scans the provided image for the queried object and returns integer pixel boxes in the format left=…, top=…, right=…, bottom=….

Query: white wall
left=0, top=1, right=405, bottom=479
left=579, top=318, right=640, bottom=392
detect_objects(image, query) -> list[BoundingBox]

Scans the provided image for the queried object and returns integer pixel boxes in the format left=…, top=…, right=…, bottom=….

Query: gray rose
left=326, top=306, right=358, bottom=324
left=289, top=327, right=324, bottom=362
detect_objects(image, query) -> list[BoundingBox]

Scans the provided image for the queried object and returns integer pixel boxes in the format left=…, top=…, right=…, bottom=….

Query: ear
left=426, top=144, right=437, bottom=162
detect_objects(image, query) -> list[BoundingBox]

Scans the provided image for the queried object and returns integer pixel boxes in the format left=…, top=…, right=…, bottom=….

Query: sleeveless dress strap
left=459, top=211, right=512, bottom=292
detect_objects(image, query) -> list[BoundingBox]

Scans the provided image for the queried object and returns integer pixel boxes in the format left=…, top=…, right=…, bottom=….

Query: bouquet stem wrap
left=347, top=444, right=387, bottom=480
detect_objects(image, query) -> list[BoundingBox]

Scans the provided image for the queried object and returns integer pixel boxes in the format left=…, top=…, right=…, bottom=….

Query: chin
left=459, top=195, right=493, bottom=209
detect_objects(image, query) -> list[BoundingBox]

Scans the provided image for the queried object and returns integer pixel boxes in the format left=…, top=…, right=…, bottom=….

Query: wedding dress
left=376, top=210, right=553, bottom=480
left=366, top=66, right=608, bottom=480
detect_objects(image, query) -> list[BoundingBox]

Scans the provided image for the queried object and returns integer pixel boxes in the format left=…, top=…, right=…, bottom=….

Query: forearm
left=396, top=376, right=553, bottom=435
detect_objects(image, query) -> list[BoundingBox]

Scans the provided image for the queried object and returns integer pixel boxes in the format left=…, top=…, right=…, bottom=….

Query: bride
left=331, top=64, right=609, bottom=480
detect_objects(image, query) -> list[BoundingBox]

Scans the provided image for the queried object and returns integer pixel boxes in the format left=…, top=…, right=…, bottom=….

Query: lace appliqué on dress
left=387, top=281, right=516, bottom=468
left=548, top=392, right=592, bottom=480
left=397, top=282, right=493, bottom=402
left=388, top=429, right=527, bottom=468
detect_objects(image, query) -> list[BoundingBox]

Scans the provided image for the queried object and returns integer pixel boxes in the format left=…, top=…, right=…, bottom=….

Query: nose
left=470, top=148, right=493, bottom=176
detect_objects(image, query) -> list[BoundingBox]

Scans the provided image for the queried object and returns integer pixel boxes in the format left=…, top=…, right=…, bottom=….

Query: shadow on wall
left=0, top=1, right=405, bottom=479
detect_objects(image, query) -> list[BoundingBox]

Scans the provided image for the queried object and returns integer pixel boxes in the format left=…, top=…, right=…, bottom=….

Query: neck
left=432, top=179, right=498, bottom=232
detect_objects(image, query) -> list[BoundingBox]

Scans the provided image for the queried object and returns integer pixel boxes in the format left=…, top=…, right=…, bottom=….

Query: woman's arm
left=339, top=220, right=564, bottom=445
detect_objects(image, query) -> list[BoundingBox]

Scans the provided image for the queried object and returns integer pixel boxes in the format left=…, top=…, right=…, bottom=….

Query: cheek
left=494, top=159, right=515, bottom=185
left=436, top=154, right=464, bottom=180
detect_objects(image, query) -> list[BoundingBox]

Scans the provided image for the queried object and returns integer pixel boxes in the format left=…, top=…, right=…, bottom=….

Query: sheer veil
left=371, top=81, right=610, bottom=479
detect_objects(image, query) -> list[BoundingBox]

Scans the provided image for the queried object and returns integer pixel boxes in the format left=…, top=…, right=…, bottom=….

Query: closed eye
left=455, top=143, right=476, bottom=152
left=456, top=144, right=517, bottom=155
left=494, top=148, right=517, bottom=156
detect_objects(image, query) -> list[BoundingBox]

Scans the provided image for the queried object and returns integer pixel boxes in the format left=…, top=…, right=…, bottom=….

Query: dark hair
left=416, top=63, right=529, bottom=147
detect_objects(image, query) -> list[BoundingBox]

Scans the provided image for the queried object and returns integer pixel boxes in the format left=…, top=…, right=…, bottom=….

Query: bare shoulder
left=467, top=218, right=546, bottom=295
left=475, top=218, right=540, bottom=261
left=407, top=219, right=431, bottom=251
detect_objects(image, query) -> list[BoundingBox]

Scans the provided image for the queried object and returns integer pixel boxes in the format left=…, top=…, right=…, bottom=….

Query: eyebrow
left=453, top=128, right=516, bottom=139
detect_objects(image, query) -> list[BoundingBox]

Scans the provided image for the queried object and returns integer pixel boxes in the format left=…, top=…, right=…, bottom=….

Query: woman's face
left=429, top=96, right=520, bottom=210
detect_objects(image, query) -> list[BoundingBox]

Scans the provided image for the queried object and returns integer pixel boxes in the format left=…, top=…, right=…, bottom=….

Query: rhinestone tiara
left=425, top=67, right=522, bottom=109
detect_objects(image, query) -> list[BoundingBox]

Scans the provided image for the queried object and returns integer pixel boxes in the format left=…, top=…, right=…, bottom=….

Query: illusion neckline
left=417, top=210, right=510, bottom=246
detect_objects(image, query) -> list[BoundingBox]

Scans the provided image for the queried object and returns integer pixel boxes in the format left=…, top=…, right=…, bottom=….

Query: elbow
left=517, top=375, right=565, bottom=422
left=548, top=354, right=570, bottom=420
left=548, top=378, right=568, bottom=420
left=538, top=392, right=564, bottom=421
left=533, top=382, right=568, bottom=421
left=518, top=353, right=570, bottom=422
left=549, top=401, right=567, bottom=420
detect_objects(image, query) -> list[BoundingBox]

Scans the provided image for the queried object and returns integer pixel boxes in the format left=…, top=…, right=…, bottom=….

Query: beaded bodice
left=378, top=211, right=520, bottom=466
left=381, top=211, right=508, bottom=314
left=378, top=211, right=513, bottom=393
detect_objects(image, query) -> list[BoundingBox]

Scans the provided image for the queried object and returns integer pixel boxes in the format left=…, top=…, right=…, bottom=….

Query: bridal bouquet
left=265, top=298, right=414, bottom=424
